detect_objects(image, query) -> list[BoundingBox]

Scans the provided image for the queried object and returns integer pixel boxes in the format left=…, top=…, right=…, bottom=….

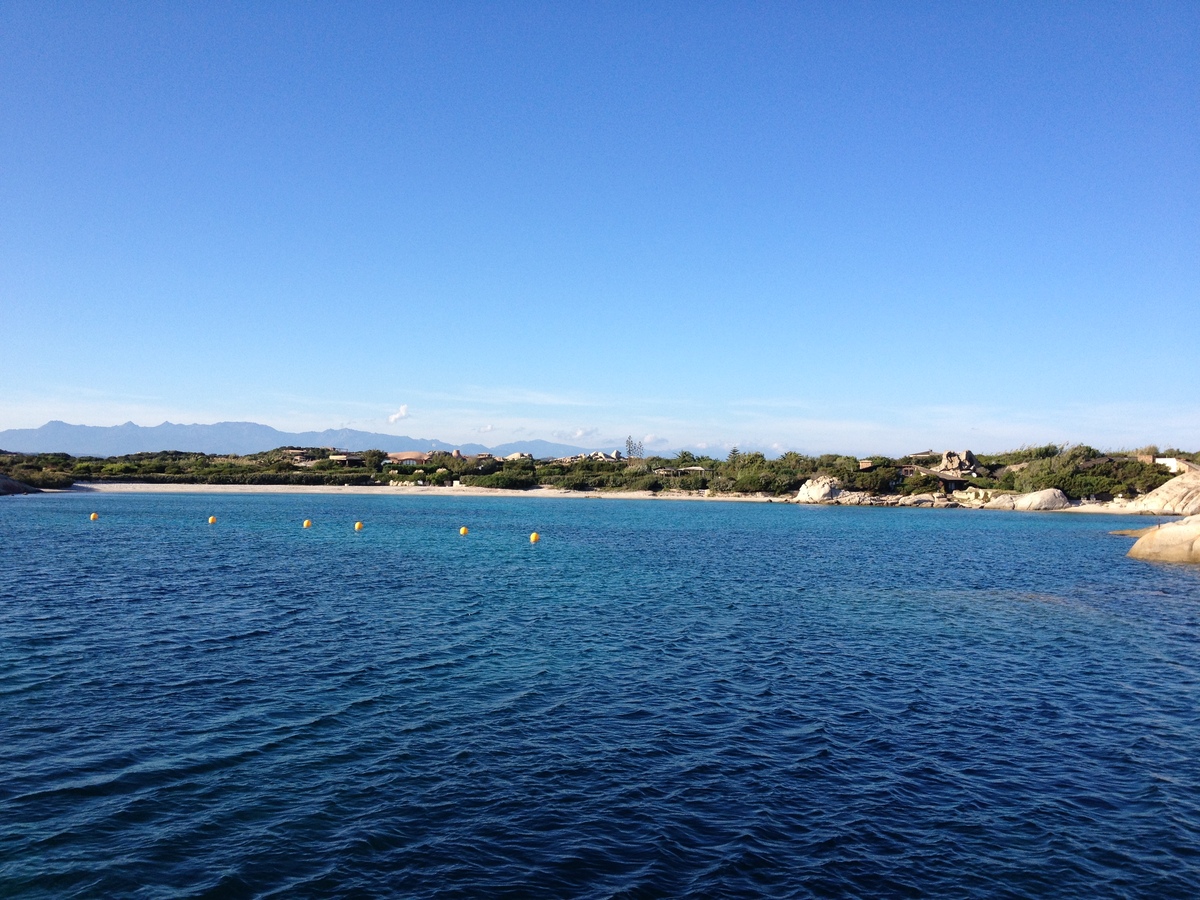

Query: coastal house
left=898, top=450, right=985, bottom=490
left=327, top=453, right=364, bottom=467
left=930, top=470, right=971, bottom=492
left=654, top=465, right=708, bottom=477
left=388, top=451, right=430, bottom=465
left=906, top=465, right=971, bottom=494
left=283, top=448, right=316, bottom=465
left=858, top=459, right=874, bottom=471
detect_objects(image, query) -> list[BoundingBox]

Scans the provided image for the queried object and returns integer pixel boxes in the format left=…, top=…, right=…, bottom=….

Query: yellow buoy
left=303, top=519, right=312, bottom=528
left=208, top=516, right=217, bottom=525
left=459, top=526, right=468, bottom=536
left=354, top=521, right=364, bottom=531
left=529, top=531, right=540, bottom=544
left=89, top=512, right=99, bottom=521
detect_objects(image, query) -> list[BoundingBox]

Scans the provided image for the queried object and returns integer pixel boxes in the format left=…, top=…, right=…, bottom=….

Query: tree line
left=1, top=443, right=1194, bottom=500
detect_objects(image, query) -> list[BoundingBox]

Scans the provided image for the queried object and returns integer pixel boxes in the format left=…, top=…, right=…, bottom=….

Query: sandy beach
left=58, top=482, right=1179, bottom=514
left=67, top=482, right=780, bottom=502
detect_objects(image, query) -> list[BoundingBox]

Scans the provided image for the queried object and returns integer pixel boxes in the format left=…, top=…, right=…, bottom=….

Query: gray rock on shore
left=795, top=475, right=841, bottom=504
left=833, top=491, right=874, bottom=506
left=793, top=473, right=1198, bottom=517
left=1127, top=515, right=1200, bottom=564
left=1129, top=471, right=1200, bottom=517
left=983, top=488, right=1071, bottom=511
left=0, top=474, right=40, bottom=495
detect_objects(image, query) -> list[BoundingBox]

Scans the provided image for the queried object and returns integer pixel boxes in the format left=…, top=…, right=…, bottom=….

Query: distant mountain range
left=0, top=421, right=599, bottom=460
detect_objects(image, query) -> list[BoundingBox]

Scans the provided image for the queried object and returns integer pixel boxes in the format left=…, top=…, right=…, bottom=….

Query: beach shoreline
left=62, top=482, right=776, bottom=502
left=49, top=482, right=1180, bottom=515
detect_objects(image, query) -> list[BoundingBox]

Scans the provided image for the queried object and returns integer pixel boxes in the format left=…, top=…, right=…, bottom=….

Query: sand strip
left=66, top=483, right=776, bottom=502
left=53, top=483, right=1179, bottom=515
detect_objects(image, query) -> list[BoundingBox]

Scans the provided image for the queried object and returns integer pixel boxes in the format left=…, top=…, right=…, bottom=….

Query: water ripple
left=1, top=496, right=1199, bottom=897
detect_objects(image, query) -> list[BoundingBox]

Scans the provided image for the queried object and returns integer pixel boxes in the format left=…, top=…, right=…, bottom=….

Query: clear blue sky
left=2, top=2, right=1196, bottom=455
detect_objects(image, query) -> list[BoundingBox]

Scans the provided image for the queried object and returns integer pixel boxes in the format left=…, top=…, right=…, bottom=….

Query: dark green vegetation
left=2, top=444, right=1195, bottom=500
left=982, top=446, right=1190, bottom=500
left=0, top=448, right=378, bottom=489
left=529, top=446, right=1191, bottom=500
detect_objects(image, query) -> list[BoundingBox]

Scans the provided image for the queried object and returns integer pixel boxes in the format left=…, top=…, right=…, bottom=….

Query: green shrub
left=463, top=472, right=537, bottom=490
left=10, top=469, right=74, bottom=489
left=628, top=475, right=663, bottom=492
left=844, top=467, right=898, bottom=494
left=899, top=474, right=941, bottom=495
left=1011, top=447, right=1172, bottom=499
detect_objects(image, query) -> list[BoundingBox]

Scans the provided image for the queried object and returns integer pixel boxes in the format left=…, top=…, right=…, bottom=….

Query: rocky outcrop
left=1020, top=489, right=1072, bottom=511
left=934, top=449, right=988, bottom=478
left=0, top=474, right=39, bottom=495
left=795, top=475, right=841, bottom=504
left=1129, top=471, right=1200, bottom=517
left=983, top=488, right=1071, bottom=511
left=832, top=491, right=874, bottom=506
left=1111, top=524, right=1157, bottom=538
left=1127, top=515, right=1200, bottom=564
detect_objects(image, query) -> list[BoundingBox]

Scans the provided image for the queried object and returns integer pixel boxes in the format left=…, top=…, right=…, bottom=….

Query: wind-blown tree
left=361, top=449, right=386, bottom=473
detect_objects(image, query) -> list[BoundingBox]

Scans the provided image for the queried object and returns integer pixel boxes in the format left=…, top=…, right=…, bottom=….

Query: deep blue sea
left=2, top=492, right=1199, bottom=898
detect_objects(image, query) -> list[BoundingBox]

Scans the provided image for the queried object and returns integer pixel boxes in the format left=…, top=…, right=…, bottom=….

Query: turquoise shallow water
left=2, top=492, right=1199, bottom=898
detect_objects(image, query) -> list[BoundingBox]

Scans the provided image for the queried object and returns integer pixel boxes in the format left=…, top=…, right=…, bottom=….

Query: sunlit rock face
left=1128, top=515, right=1200, bottom=564
left=1130, top=471, right=1200, bottom=517
left=983, top=488, right=1071, bottom=511
left=795, top=475, right=841, bottom=503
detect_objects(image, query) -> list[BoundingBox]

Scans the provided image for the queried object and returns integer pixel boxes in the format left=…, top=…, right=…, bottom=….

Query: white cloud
left=478, top=424, right=494, bottom=433
left=388, top=405, right=409, bottom=423
left=554, top=426, right=600, bottom=441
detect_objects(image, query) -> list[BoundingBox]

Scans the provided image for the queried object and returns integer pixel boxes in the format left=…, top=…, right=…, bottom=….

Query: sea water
left=2, top=492, right=1199, bottom=898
